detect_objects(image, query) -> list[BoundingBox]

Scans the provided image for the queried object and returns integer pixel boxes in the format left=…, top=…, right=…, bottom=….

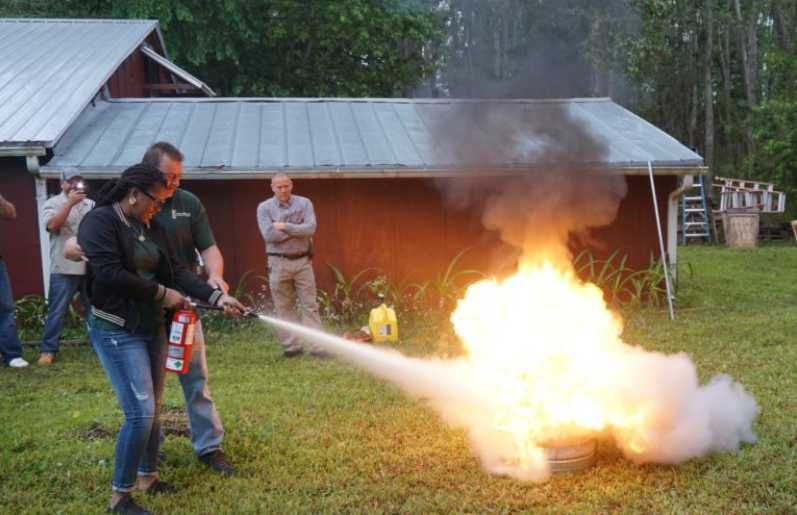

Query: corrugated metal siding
left=46, top=98, right=704, bottom=175
left=0, top=167, right=673, bottom=299
left=180, top=175, right=668, bottom=297
left=0, top=19, right=158, bottom=148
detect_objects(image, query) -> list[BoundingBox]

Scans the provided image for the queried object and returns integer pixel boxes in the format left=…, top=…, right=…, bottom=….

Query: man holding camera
left=39, top=167, right=94, bottom=364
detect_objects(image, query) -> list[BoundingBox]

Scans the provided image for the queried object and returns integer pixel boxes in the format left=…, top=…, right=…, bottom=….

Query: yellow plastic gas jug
left=369, top=304, right=398, bottom=342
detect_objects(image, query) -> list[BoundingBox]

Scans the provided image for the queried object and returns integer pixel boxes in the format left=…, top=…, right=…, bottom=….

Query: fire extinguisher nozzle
left=189, top=302, right=258, bottom=319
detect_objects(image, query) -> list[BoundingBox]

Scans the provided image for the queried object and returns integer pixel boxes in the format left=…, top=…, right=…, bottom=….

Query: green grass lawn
left=1, top=246, right=796, bottom=515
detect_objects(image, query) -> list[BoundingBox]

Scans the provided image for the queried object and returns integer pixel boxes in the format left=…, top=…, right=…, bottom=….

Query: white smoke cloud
left=608, top=349, right=759, bottom=464
left=260, top=314, right=759, bottom=482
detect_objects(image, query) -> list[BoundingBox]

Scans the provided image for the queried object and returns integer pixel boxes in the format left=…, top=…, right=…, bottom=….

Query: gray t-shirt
left=256, top=194, right=316, bottom=254
left=42, top=192, right=94, bottom=274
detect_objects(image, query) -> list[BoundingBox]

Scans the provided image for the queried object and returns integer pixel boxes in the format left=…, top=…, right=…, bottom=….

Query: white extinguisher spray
left=165, top=309, right=197, bottom=374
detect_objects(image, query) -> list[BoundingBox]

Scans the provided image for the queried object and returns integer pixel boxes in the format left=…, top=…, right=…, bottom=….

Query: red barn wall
left=0, top=171, right=674, bottom=301
left=591, top=175, right=676, bottom=269
left=107, top=33, right=168, bottom=98
left=0, top=158, right=43, bottom=298
left=182, top=175, right=673, bottom=299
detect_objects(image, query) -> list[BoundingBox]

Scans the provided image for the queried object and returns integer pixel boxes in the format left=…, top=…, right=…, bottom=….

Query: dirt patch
left=81, top=421, right=115, bottom=440
left=78, top=408, right=190, bottom=440
left=161, top=406, right=191, bottom=438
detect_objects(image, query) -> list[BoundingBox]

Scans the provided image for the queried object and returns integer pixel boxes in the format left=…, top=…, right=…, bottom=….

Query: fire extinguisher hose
left=190, top=302, right=259, bottom=318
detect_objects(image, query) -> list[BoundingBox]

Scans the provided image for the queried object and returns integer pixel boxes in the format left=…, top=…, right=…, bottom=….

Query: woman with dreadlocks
left=78, top=163, right=245, bottom=515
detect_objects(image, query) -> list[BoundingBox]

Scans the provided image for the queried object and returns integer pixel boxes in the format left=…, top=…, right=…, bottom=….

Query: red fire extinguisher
left=166, top=309, right=197, bottom=374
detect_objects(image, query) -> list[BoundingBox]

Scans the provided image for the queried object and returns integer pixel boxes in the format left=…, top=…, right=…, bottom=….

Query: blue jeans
left=41, top=273, right=90, bottom=354
left=92, top=326, right=167, bottom=492
left=0, top=257, right=23, bottom=365
left=164, top=318, right=224, bottom=456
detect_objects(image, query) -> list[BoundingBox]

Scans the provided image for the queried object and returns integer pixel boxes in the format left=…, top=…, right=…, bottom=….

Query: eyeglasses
left=141, top=190, right=164, bottom=209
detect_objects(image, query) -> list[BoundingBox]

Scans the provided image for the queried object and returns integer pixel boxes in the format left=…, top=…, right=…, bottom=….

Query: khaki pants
left=268, top=256, right=323, bottom=352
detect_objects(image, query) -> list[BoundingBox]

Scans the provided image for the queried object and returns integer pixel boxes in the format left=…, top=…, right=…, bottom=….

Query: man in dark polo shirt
left=143, top=142, right=234, bottom=476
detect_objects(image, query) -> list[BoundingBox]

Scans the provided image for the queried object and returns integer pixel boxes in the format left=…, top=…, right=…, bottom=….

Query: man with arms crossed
left=256, top=173, right=327, bottom=358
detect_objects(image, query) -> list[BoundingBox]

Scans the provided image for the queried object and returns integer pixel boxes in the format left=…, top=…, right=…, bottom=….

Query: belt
left=268, top=251, right=310, bottom=260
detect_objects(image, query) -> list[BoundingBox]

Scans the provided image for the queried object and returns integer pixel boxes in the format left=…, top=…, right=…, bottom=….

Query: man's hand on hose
left=216, top=293, right=247, bottom=316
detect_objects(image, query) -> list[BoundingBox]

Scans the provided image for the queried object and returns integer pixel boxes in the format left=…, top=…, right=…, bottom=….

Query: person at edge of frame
left=0, top=189, right=28, bottom=368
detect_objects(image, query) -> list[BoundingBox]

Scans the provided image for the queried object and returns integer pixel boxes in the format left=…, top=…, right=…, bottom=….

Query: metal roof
left=0, top=18, right=161, bottom=153
left=45, top=97, right=705, bottom=178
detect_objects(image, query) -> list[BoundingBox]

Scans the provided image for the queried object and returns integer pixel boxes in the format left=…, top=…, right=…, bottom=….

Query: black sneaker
left=107, top=495, right=152, bottom=515
left=199, top=450, right=234, bottom=476
left=283, top=349, right=302, bottom=358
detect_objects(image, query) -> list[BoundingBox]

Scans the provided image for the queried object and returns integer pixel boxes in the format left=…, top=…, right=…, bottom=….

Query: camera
left=74, top=181, right=85, bottom=192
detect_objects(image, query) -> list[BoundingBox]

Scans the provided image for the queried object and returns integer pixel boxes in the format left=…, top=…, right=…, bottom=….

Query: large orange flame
left=451, top=259, right=653, bottom=470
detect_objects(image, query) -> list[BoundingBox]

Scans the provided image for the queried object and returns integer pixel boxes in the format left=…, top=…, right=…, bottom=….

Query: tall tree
left=733, top=0, right=759, bottom=152
left=1, top=0, right=442, bottom=97
left=704, top=0, right=715, bottom=168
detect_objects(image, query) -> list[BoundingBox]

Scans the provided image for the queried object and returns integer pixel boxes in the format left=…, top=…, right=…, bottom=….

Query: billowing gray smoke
left=429, top=100, right=628, bottom=265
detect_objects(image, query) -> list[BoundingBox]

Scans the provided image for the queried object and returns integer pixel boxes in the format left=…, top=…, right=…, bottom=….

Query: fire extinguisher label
left=185, top=323, right=195, bottom=346
left=165, top=357, right=183, bottom=371
left=169, top=322, right=184, bottom=343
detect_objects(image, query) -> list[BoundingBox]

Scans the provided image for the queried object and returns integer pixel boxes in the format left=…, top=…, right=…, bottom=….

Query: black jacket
left=78, top=203, right=222, bottom=333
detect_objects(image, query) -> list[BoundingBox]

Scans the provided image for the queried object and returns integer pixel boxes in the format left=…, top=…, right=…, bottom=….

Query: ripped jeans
left=92, top=326, right=168, bottom=492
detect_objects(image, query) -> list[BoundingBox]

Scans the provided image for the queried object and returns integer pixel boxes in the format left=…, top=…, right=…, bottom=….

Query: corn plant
left=572, top=248, right=637, bottom=302
left=432, top=247, right=485, bottom=311
left=14, top=294, right=48, bottom=340
left=203, top=269, right=268, bottom=334
left=409, top=280, right=431, bottom=311
left=363, top=275, right=389, bottom=304
left=625, top=253, right=694, bottom=307
left=229, top=269, right=269, bottom=307
left=380, top=275, right=429, bottom=313
left=316, top=288, right=335, bottom=320
left=571, top=248, right=695, bottom=306
left=325, top=262, right=376, bottom=323
left=14, top=293, right=91, bottom=341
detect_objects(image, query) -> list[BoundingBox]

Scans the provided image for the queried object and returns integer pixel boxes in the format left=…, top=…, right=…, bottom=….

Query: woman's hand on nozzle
left=217, top=293, right=247, bottom=316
